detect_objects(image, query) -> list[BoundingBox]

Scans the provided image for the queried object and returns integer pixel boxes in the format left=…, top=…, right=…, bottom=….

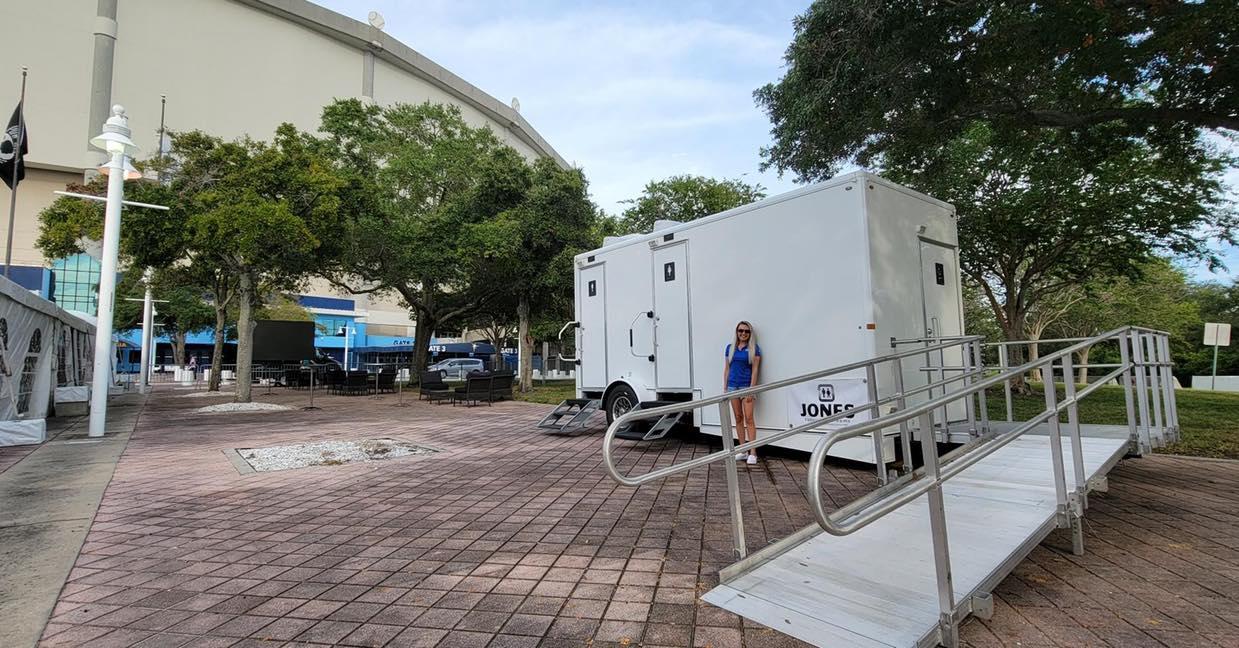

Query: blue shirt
left=725, top=343, right=761, bottom=388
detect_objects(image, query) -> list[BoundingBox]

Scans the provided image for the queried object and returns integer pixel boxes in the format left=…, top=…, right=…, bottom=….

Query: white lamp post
left=87, top=105, right=141, bottom=437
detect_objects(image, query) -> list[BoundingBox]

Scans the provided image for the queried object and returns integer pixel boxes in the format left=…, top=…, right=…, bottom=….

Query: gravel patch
left=237, top=438, right=438, bottom=472
left=195, top=402, right=292, bottom=414
left=179, top=390, right=235, bottom=398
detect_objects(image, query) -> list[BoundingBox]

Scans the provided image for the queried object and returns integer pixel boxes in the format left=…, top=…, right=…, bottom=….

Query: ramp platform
left=703, top=434, right=1129, bottom=648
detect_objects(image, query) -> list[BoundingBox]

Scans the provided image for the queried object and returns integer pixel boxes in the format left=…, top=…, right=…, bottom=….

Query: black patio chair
left=324, top=368, right=346, bottom=394
left=488, top=370, right=515, bottom=401
left=344, top=370, right=369, bottom=396
left=420, top=370, right=451, bottom=403
left=377, top=368, right=397, bottom=394
left=453, top=373, right=494, bottom=407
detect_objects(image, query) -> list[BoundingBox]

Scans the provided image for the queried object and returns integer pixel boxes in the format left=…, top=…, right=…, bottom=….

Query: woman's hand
left=743, top=396, right=755, bottom=404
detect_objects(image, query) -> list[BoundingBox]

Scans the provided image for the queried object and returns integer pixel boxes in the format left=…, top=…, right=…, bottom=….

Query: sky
left=313, top=0, right=1237, bottom=283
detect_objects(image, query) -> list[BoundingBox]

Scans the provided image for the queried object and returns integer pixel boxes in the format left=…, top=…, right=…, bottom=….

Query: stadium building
left=1, top=0, right=563, bottom=370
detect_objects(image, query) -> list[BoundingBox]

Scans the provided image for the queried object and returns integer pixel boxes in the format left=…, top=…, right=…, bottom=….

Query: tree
left=756, top=0, right=1237, bottom=179
left=619, top=175, right=765, bottom=234
left=883, top=122, right=1234, bottom=361
left=315, top=99, right=512, bottom=374
left=109, top=268, right=215, bottom=368
left=465, top=154, right=598, bottom=392
left=170, top=127, right=340, bottom=401
left=1048, top=259, right=1199, bottom=384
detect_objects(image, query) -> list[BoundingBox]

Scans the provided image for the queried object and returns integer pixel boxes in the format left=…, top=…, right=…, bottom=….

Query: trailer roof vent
left=651, top=219, right=679, bottom=232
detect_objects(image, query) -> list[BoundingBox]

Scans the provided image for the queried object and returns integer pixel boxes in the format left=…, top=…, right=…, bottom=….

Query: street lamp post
left=87, top=105, right=141, bottom=438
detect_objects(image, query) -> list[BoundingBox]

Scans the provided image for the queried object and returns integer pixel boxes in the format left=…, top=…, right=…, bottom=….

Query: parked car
left=429, top=358, right=485, bottom=380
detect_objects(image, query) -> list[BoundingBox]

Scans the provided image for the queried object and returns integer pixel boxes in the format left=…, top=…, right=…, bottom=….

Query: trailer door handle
left=629, top=311, right=655, bottom=358
left=556, top=321, right=579, bottom=363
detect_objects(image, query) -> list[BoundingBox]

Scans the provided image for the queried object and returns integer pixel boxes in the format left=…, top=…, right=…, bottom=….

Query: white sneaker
left=746, top=454, right=758, bottom=465
left=735, top=453, right=747, bottom=460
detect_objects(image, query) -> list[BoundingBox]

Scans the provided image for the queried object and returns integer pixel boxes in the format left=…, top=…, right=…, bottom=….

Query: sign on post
left=1203, top=322, right=1231, bottom=347
left=785, top=377, right=872, bottom=430
left=1204, top=322, right=1231, bottom=391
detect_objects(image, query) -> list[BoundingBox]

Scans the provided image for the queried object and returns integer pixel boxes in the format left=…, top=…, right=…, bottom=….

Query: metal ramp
left=601, top=326, right=1178, bottom=647
left=614, top=402, right=685, bottom=441
left=703, top=434, right=1128, bottom=648
left=537, top=399, right=600, bottom=432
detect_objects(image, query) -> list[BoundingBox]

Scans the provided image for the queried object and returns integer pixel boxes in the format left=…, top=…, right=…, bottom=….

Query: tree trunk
left=1027, top=334, right=1042, bottom=383
left=208, top=306, right=226, bottom=391
left=412, top=310, right=435, bottom=382
left=1076, top=347, right=1090, bottom=386
left=234, top=272, right=256, bottom=403
left=517, top=296, right=533, bottom=393
left=172, top=331, right=187, bottom=367
left=998, top=316, right=1032, bottom=394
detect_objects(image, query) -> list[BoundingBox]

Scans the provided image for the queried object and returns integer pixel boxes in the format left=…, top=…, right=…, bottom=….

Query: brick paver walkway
left=22, top=387, right=1239, bottom=647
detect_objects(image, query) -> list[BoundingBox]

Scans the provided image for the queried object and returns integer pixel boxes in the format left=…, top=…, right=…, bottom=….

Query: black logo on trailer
left=663, top=262, right=675, bottom=282
left=588, top=280, right=596, bottom=297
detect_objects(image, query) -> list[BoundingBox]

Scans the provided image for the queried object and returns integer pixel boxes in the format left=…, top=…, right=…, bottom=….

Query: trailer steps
left=537, top=399, right=600, bottom=433
left=614, top=401, right=685, bottom=441
left=702, top=434, right=1129, bottom=648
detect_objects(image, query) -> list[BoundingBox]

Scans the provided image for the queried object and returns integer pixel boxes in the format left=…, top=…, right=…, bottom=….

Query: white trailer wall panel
left=574, top=172, right=961, bottom=465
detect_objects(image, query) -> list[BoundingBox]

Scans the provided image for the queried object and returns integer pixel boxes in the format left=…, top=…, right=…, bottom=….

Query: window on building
left=17, top=328, right=41, bottom=416
left=50, top=254, right=102, bottom=314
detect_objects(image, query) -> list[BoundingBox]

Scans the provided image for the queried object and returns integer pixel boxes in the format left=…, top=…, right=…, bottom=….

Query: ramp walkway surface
left=703, top=434, right=1129, bottom=648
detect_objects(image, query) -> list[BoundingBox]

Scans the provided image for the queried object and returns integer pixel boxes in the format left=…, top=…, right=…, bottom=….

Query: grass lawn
left=984, top=384, right=1239, bottom=460
left=512, top=379, right=578, bottom=405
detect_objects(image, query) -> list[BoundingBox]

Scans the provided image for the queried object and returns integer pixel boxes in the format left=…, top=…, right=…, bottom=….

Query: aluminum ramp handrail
left=600, top=325, right=1178, bottom=647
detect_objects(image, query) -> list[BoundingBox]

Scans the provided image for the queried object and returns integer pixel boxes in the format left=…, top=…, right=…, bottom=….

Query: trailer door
left=919, top=240, right=967, bottom=421
left=652, top=244, right=691, bottom=389
left=919, top=240, right=963, bottom=339
left=580, top=264, right=607, bottom=389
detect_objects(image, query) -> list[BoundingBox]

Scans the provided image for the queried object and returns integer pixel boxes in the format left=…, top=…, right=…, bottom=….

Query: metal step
left=702, top=435, right=1130, bottom=648
left=614, top=401, right=685, bottom=441
left=537, top=399, right=600, bottom=432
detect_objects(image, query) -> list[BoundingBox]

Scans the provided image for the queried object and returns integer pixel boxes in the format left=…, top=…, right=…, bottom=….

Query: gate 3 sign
left=785, top=378, right=872, bottom=430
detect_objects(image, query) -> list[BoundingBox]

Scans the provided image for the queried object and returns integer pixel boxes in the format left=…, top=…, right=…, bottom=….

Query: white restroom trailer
left=570, top=171, right=965, bottom=465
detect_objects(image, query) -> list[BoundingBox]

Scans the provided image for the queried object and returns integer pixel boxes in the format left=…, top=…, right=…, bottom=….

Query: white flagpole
left=4, top=66, right=27, bottom=279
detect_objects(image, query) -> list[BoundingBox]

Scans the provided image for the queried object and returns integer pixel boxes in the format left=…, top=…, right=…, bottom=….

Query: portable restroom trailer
left=569, top=171, right=964, bottom=464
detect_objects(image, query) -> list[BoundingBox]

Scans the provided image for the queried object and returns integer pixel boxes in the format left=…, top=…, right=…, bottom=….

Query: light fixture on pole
left=87, top=105, right=140, bottom=438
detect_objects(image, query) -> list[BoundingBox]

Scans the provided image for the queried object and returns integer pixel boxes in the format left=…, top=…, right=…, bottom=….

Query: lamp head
left=89, top=105, right=140, bottom=157
left=98, top=157, right=142, bottom=180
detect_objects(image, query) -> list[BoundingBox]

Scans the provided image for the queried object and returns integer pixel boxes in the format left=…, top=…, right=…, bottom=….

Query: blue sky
left=313, top=0, right=1237, bottom=284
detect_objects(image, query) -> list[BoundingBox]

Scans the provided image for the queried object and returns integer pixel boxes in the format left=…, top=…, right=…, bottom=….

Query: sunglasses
left=736, top=329, right=751, bottom=334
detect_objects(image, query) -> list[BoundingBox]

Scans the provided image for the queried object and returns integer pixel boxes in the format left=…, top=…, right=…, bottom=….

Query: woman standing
left=723, top=321, right=761, bottom=465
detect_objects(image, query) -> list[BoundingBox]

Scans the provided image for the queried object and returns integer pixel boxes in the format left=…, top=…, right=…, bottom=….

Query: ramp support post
left=919, top=411, right=958, bottom=648
left=892, top=356, right=914, bottom=475
left=1118, top=333, right=1141, bottom=455
left=1042, top=369, right=1071, bottom=526
left=1144, top=334, right=1165, bottom=446
left=998, top=345, right=1013, bottom=422
left=1130, top=333, right=1153, bottom=454
left=717, top=401, right=747, bottom=559
left=866, top=364, right=887, bottom=485
left=1157, top=334, right=1180, bottom=442
left=1059, top=355, right=1088, bottom=511
left=972, top=340, right=989, bottom=436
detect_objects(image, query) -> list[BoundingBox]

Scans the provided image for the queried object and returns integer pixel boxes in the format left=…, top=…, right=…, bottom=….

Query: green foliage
left=756, top=0, right=1238, bottom=179
left=884, top=121, right=1234, bottom=339
left=256, top=295, right=313, bottom=321
left=316, top=99, right=529, bottom=371
left=36, top=177, right=183, bottom=269
left=618, top=175, right=765, bottom=234
left=463, top=155, right=599, bottom=389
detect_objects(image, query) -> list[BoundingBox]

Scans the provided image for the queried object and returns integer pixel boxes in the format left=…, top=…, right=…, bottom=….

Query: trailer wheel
left=604, top=384, right=638, bottom=425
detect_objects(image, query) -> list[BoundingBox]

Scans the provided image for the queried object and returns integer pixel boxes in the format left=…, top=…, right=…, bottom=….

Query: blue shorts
left=726, top=384, right=747, bottom=393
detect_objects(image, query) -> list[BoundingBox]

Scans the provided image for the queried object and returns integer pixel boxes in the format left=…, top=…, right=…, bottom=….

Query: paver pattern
left=15, top=386, right=1239, bottom=647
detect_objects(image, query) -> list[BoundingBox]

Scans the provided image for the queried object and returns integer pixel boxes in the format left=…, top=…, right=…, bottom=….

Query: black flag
left=1, top=103, right=28, bottom=191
